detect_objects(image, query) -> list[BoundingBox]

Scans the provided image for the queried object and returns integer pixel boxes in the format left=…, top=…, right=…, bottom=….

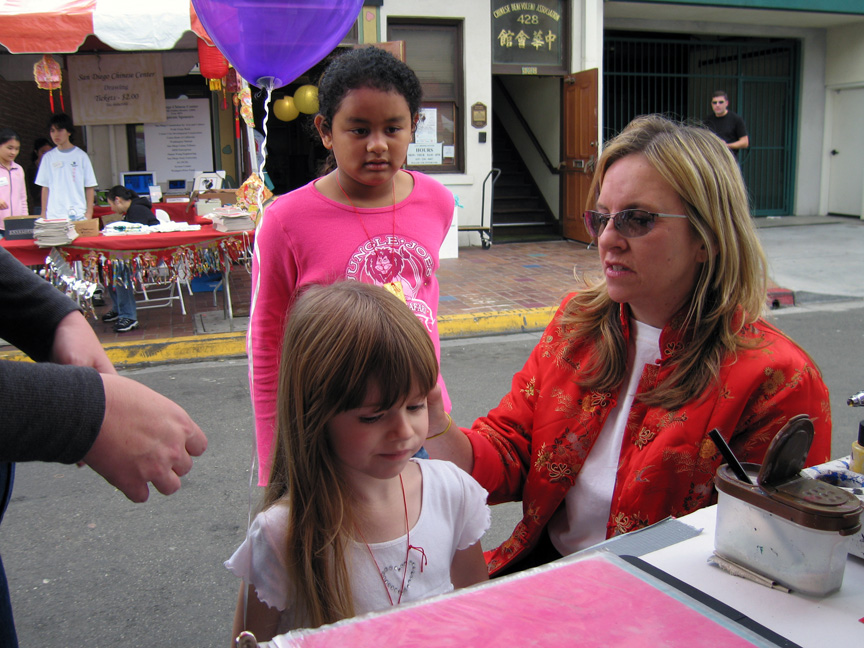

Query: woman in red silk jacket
left=427, top=115, right=830, bottom=576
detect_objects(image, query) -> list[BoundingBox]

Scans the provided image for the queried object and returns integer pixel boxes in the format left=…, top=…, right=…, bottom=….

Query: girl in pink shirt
left=249, top=47, right=454, bottom=485
left=0, top=129, right=29, bottom=232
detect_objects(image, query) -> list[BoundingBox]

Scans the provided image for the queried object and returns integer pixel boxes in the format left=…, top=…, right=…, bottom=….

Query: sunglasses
left=583, top=209, right=689, bottom=239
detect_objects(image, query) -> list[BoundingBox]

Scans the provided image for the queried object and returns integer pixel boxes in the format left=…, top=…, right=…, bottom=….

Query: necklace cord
left=355, top=472, right=421, bottom=605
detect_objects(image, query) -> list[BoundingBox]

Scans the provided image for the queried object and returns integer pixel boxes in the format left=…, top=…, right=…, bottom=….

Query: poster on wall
left=68, top=53, right=166, bottom=125
left=143, top=99, right=213, bottom=184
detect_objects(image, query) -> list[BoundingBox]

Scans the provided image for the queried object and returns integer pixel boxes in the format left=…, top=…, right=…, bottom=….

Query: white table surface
left=641, top=506, right=864, bottom=648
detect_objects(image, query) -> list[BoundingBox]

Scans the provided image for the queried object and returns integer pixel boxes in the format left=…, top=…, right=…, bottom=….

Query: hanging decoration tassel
left=233, top=94, right=241, bottom=139
left=224, top=68, right=243, bottom=135
left=34, top=54, right=63, bottom=112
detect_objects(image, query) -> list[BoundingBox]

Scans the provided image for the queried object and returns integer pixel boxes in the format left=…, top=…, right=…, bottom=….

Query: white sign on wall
left=143, top=99, right=213, bottom=183
left=407, top=143, right=443, bottom=166
left=68, top=53, right=166, bottom=125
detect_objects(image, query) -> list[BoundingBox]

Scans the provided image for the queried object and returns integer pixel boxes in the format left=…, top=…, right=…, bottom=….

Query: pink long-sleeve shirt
left=0, top=161, right=29, bottom=225
left=248, top=170, right=454, bottom=484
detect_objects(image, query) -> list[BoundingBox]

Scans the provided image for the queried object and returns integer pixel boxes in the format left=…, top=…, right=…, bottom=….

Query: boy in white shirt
left=35, top=113, right=97, bottom=221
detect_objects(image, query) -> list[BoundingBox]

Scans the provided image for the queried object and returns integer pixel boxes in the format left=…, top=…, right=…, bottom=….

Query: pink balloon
left=192, top=0, right=364, bottom=90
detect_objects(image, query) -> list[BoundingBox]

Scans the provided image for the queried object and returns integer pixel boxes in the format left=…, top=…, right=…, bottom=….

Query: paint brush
left=709, top=428, right=754, bottom=485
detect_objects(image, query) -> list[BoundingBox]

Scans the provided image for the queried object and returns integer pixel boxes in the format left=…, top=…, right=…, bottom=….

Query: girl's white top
left=225, top=458, right=490, bottom=634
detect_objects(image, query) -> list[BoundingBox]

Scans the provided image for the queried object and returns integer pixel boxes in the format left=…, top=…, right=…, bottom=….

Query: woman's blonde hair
left=562, top=114, right=768, bottom=408
left=263, top=281, right=438, bottom=629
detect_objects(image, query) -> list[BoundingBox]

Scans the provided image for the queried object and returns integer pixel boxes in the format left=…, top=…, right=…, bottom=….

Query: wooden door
left=561, top=68, right=598, bottom=242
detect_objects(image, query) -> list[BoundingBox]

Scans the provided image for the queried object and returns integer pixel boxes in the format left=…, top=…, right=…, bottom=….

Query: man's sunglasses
left=583, top=209, right=689, bottom=239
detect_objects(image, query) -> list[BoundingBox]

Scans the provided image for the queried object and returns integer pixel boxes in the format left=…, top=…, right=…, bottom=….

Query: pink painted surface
left=283, top=556, right=760, bottom=647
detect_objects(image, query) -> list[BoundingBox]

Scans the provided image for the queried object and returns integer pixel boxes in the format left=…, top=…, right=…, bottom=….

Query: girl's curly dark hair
left=316, top=46, right=423, bottom=131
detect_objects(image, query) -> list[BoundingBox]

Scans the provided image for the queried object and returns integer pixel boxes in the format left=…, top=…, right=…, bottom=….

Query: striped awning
left=0, top=0, right=212, bottom=54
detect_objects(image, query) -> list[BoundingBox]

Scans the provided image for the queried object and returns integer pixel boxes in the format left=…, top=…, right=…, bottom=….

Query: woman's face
left=0, top=139, right=20, bottom=167
left=109, top=197, right=127, bottom=215
left=595, top=153, right=708, bottom=328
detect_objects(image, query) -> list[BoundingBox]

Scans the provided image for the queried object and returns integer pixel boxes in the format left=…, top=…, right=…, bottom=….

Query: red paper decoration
left=197, top=37, right=229, bottom=91
left=34, top=55, right=64, bottom=112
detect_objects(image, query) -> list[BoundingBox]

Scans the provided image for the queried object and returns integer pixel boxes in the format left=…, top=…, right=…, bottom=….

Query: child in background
left=26, top=137, right=53, bottom=215
left=0, top=129, right=28, bottom=235
left=227, top=282, right=489, bottom=642
left=99, top=185, right=160, bottom=333
left=35, top=113, right=97, bottom=221
left=249, top=46, right=454, bottom=485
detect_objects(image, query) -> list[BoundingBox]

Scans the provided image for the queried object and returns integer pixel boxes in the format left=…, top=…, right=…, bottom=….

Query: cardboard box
left=4, top=216, right=38, bottom=240
left=100, top=212, right=123, bottom=226
left=73, top=219, right=100, bottom=237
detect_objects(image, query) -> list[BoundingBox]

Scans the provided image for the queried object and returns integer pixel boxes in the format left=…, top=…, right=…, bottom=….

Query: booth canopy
left=0, top=0, right=212, bottom=54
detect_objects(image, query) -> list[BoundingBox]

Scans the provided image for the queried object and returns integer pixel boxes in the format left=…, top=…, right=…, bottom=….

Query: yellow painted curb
left=0, top=307, right=557, bottom=368
left=438, top=306, right=557, bottom=338
left=0, top=332, right=248, bottom=369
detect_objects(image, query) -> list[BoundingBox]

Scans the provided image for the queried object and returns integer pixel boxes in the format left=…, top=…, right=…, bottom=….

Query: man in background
left=35, top=113, right=97, bottom=221
left=704, top=91, right=749, bottom=157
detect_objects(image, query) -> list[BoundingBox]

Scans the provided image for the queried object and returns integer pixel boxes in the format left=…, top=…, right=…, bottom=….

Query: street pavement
left=1, top=215, right=863, bottom=646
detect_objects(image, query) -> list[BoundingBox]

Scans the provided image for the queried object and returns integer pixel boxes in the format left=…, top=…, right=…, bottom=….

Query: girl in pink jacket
left=0, top=129, right=28, bottom=232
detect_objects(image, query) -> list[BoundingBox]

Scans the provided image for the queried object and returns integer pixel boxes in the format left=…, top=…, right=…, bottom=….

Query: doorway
left=827, top=87, right=864, bottom=217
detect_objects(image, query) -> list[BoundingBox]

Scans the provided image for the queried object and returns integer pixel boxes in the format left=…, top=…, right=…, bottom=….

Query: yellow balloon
left=294, top=84, right=319, bottom=114
left=274, top=96, right=299, bottom=122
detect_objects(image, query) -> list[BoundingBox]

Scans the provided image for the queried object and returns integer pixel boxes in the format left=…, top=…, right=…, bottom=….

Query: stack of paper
left=209, top=206, right=255, bottom=232
left=34, top=218, right=79, bottom=247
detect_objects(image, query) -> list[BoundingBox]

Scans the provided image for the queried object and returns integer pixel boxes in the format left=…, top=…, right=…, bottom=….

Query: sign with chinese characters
left=491, top=1, right=567, bottom=75
left=68, top=54, right=166, bottom=125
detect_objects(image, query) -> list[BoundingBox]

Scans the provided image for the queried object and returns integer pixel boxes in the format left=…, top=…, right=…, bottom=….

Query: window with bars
left=603, top=34, right=798, bottom=216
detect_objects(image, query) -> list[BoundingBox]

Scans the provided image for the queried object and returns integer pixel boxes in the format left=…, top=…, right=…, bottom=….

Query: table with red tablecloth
left=1, top=225, right=252, bottom=318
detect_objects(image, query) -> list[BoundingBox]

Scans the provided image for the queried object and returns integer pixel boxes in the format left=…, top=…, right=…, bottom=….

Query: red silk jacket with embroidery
left=466, top=296, right=831, bottom=575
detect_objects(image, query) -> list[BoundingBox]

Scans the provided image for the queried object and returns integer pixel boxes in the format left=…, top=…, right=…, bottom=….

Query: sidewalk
left=2, top=215, right=860, bottom=367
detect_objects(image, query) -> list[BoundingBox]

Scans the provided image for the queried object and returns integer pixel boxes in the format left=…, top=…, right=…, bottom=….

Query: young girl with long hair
left=248, top=46, right=455, bottom=485
left=0, top=129, right=28, bottom=234
left=227, top=282, right=489, bottom=642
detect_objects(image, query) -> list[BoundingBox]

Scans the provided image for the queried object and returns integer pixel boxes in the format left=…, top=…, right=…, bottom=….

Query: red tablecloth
left=2, top=226, right=252, bottom=276
left=1, top=237, right=51, bottom=266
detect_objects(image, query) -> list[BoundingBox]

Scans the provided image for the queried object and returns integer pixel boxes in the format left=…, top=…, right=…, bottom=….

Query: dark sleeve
left=0, top=248, right=104, bottom=463
left=0, top=247, right=79, bottom=361
left=0, top=361, right=104, bottom=463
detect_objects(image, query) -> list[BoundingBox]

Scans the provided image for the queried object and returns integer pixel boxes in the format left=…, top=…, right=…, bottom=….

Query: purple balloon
left=192, top=0, right=364, bottom=90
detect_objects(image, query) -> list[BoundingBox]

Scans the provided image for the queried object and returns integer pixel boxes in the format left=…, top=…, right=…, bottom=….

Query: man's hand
left=51, top=311, right=117, bottom=375
left=84, top=374, right=208, bottom=502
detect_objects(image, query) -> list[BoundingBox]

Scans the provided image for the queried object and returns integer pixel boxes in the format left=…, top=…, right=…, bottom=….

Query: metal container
left=714, top=415, right=863, bottom=596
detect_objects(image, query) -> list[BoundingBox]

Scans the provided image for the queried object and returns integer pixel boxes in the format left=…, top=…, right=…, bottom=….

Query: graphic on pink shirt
left=346, top=234, right=435, bottom=332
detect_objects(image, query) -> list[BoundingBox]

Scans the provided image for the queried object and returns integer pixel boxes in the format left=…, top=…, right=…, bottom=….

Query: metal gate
left=603, top=34, right=799, bottom=216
